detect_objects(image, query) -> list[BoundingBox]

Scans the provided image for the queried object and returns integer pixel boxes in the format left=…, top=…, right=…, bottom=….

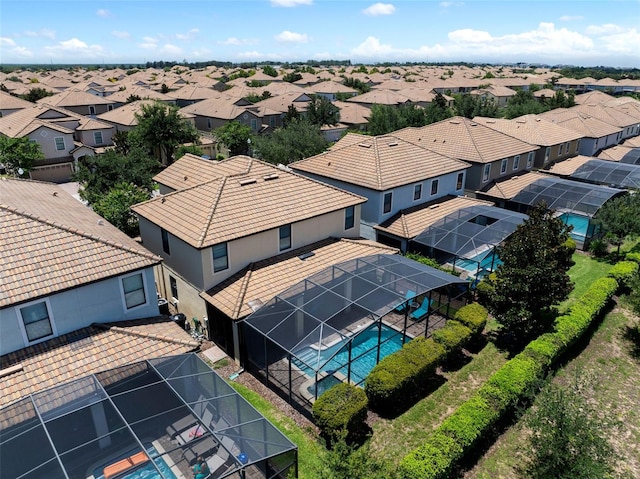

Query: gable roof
left=133, top=156, right=366, bottom=248
left=538, top=109, right=623, bottom=138
left=473, top=114, right=584, bottom=146
left=97, top=99, right=192, bottom=127
left=346, top=89, right=410, bottom=105
left=395, top=116, right=537, bottom=164
left=0, top=90, right=33, bottom=111
left=290, top=133, right=470, bottom=190
left=201, top=237, right=397, bottom=320
left=154, top=154, right=255, bottom=190
left=36, top=88, right=117, bottom=107
left=1, top=178, right=161, bottom=307
left=0, top=317, right=198, bottom=408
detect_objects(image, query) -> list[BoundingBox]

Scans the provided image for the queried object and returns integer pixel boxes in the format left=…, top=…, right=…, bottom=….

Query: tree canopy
left=453, top=93, right=500, bottom=119
left=132, top=101, right=199, bottom=164
left=251, top=118, right=328, bottom=165
left=0, top=136, right=44, bottom=177
left=592, top=193, right=640, bottom=254
left=92, top=182, right=150, bottom=237
left=487, top=202, right=574, bottom=344
left=19, top=87, right=54, bottom=103
left=307, top=96, right=341, bottom=126
left=214, top=121, right=253, bottom=156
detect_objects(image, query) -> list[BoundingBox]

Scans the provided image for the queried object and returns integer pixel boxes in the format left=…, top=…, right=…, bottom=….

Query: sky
left=1, top=0, right=639, bottom=67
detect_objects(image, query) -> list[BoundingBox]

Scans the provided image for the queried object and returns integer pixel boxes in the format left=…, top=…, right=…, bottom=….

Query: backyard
left=215, top=249, right=639, bottom=478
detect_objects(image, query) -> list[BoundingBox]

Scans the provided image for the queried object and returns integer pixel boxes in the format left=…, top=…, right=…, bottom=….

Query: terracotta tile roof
left=305, top=80, right=358, bottom=95
left=201, top=237, right=398, bottom=320
left=133, top=157, right=366, bottom=248
left=36, top=88, right=117, bottom=107
left=97, top=99, right=191, bottom=127
left=533, top=88, right=558, bottom=99
left=622, top=136, right=640, bottom=148
left=571, top=103, right=639, bottom=128
left=333, top=101, right=371, bottom=125
left=0, top=90, right=33, bottom=111
left=253, top=92, right=312, bottom=114
left=153, top=154, right=256, bottom=190
left=0, top=317, right=199, bottom=408
left=596, top=145, right=635, bottom=161
left=374, top=195, right=494, bottom=240
left=480, top=171, right=550, bottom=200
left=473, top=114, right=584, bottom=146
left=395, top=116, right=537, bottom=164
left=538, top=109, right=622, bottom=138
left=1, top=178, right=161, bottom=307
left=0, top=104, right=77, bottom=137
left=168, top=85, right=226, bottom=101
left=179, top=96, right=254, bottom=119
left=546, top=155, right=594, bottom=176
left=575, top=90, right=617, bottom=104
left=101, top=86, right=176, bottom=104
left=346, top=89, right=410, bottom=105
left=290, top=133, right=469, bottom=190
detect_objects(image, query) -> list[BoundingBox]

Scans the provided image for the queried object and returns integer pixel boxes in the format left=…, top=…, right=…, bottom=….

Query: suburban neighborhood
left=2, top=50, right=640, bottom=479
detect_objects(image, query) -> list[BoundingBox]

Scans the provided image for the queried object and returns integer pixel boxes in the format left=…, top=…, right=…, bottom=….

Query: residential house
left=102, top=86, right=177, bottom=107
left=37, top=88, right=117, bottom=117
left=473, top=114, right=584, bottom=168
left=395, top=116, right=538, bottom=193
left=0, top=90, right=33, bottom=117
left=179, top=96, right=262, bottom=133
left=469, top=85, right=518, bottom=108
left=289, top=133, right=470, bottom=241
left=546, top=155, right=640, bottom=190
left=0, top=178, right=162, bottom=356
left=0, top=103, right=115, bottom=182
left=570, top=103, right=640, bottom=141
left=346, top=89, right=411, bottom=108
left=168, top=85, right=226, bottom=107
left=131, top=155, right=368, bottom=358
left=333, top=100, right=371, bottom=131
left=97, top=99, right=194, bottom=133
left=306, top=80, right=358, bottom=101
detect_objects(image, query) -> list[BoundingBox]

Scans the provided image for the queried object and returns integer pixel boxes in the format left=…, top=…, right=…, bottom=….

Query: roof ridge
left=1, top=204, right=161, bottom=262
left=463, top=117, right=485, bottom=161
left=93, top=322, right=200, bottom=348
left=198, top=176, right=227, bottom=248
left=233, top=267, right=254, bottom=318
left=338, top=236, right=398, bottom=252
left=373, top=137, right=383, bottom=190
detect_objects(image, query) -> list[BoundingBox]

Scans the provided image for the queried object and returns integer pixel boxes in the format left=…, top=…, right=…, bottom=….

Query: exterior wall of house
left=155, top=264, right=207, bottom=330
left=464, top=153, right=536, bottom=191
left=0, top=267, right=158, bottom=356
left=192, top=114, right=259, bottom=133
left=61, top=104, right=114, bottom=117
left=591, top=133, right=622, bottom=155
left=76, top=128, right=114, bottom=147
left=28, top=127, right=76, bottom=161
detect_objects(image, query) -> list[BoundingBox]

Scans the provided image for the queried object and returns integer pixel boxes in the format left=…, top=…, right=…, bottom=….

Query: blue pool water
left=94, top=445, right=178, bottom=479
left=455, top=251, right=501, bottom=278
left=561, top=213, right=589, bottom=239
left=294, top=324, right=405, bottom=387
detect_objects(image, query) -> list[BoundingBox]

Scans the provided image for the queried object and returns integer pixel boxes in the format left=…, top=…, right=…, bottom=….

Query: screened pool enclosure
left=242, top=254, right=468, bottom=411
left=0, top=354, right=297, bottom=479
left=569, top=158, right=640, bottom=190
left=411, top=205, right=528, bottom=281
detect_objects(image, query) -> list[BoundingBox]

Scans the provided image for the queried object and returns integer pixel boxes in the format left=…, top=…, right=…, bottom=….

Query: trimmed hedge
left=432, top=320, right=472, bottom=353
left=607, top=260, right=639, bottom=289
left=453, top=303, right=488, bottom=334
left=399, top=274, right=619, bottom=479
left=625, top=252, right=640, bottom=264
left=312, top=383, right=367, bottom=439
left=365, top=337, right=445, bottom=412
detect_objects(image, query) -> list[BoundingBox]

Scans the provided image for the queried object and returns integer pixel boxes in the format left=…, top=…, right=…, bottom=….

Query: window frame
left=513, top=155, right=520, bottom=170
left=94, top=131, right=103, bottom=145
left=170, top=275, right=178, bottom=301
left=344, top=206, right=355, bottom=230
left=16, top=298, right=57, bottom=344
left=456, top=172, right=464, bottom=190
left=500, top=158, right=508, bottom=174
left=383, top=192, right=392, bottom=214
left=482, top=164, right=491, bottom=183
left=526, top=151, right=534, bottom=168
left=544, top=146, right=551, bottom=162
left=558, top=143, right=564, bottom=155
left=212, top=242, right=229, bottom=273
left=120, top=271, right=148, bottom=311
left=430, top=178, right=439, bottom=196
left=161, top=228, right=171, bottom=255
left=279, top=224, right=292, bottom=251
left=413, top=183, right=422, bottom=201
left=54, top=137, right=65, bottom=151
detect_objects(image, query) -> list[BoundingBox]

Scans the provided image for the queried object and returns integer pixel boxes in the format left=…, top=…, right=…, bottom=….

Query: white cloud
left=586, top=23, right=626, bottom=35
left=1, top=37, right=33, bottom=59
left=139, top=43, right=157, bottom=49
left=559, top=15, right=583, bottom=21
left=270, top=0, right=312, bottom=6
left=160, top=44, right=183, bottom=56
left=237, top=50, right=283, bottom=60
left=351, top=36, right=395, bottom=56
left=275, top=31, right=309, bottom=43
left=24, top=29, right=56, bottom=40
left=440, top=2, right=463, bottom=7
left=190, top=48, right=211, bottom=58
left=218, top=37, right=258, bottom=46
left=111, top=31, right=131, bottom=40
left=96, top=9, right=111, bottom=18
left=142, top=36, right=158, bottom=44
left=176, top=28, right=199, bottom=41
left=596, top=28, right=640, bottom=53
left=363, top=3, right=396, bottom=16
left=448, top=29, right=493, bottom=43
left=43, top=38, right=106, bottom=59
left=1, top=37, right=16, bottom=46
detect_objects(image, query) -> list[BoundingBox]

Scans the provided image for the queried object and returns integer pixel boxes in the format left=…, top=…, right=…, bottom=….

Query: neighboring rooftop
left=473, top=114, right=584, bottom=146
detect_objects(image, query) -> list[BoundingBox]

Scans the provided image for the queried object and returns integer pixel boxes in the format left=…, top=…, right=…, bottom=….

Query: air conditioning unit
left=171, top=297, right=179, bottom=308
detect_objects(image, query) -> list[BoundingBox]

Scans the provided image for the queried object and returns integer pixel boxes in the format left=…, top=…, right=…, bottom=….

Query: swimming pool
left=94, top=444, right=178, bottom=479
left=560, top=213, right=590, bottom=239
left=455, top=251, right=501, bottom=278
left=294, top=324, right=406, bottom=388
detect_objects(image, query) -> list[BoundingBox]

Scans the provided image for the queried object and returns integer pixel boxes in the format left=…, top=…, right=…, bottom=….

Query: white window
left=121, top=272, right=147, bottom=309
left=94, top=131, right=103, bottom=145
left=213, top=243, right=228, bottom=272
left=18, top=299, right=55, bottom=342
left=279, top=224, right=291, bottom=251
left=575, top=139, right=581, bottom=153
left=250, top=118, right=258, bottom=130
left=500, top=159, right=508, bottom=174
left=544, top=147, right=551, bottom=163
left=383, top=192, right=392, bottom=214
left=54, top=137, right=65, bottom=151
left=565, top=141, right=571, bottom=153
left=526, top=152, right=534, bottom=168
left=430, top=179, right=439, bottom=196
left=170, top=276, right=178, bottom=300
left=513, top=155, right=520, bottom=170
left=483, top=164, right=491, bottom=183
left=413, top=183, right=422, bottom=201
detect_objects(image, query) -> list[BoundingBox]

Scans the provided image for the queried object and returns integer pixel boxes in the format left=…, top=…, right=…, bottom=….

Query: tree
left=283, top=104, right=302, bottom=126
left=454, top=94, right=499, bottom=119
left=133, top=101, right=199, bottom=164
left=262, top=65, right=278, bottom=77
left=175, top=144, right=204, bottom=160
left=487, top=202, right=574, bottom=343
left=504, top=89, right=548, bottom=119
left=92, top=182, right=150, bottom=237
left=112, top=130, right=132, bottom=155
left=282, top=72, right=302, bottom=83
left=251, top=119, right=328, bottom=165
left=214, top=121, right=253, bottom=156
left=307, top=96, right=340, bottom=126
left=425, top=92, right=453, bottom=124
left=19, top=87, right=53, bottom=102
left=520, top=372, right=620, bottom=479
left=73, top=148, right=159, bottom=205
left=592, top=194, right=640, bottom=255
left=0, top=136, right=44, bottom=177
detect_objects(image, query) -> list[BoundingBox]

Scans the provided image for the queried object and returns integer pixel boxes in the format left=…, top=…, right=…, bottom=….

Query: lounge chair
left=175, top=408, right=214, bottom=446
left=394, top=290, right=416, bottom=312
left=410, top=297, right=430, bottom=322
left=206, top=447, right=231, bottom=476
left=182, top=436, right=218, bottom=466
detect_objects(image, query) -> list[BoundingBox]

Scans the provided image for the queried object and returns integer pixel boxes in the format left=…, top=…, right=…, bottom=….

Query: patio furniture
left=410, top=297, right=431, bottom=322
left=103, top=451, right=149, bottom=479
left=394, top=290, right=416, bottom=312
left=175, top=408, right=214, bottom=446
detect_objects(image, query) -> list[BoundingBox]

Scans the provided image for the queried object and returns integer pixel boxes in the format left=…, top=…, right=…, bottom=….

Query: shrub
left=312, top=383, right=367, bottom=440
left=365, top=337, right=445, bottom=412
left=588, top=238, right=608, bottom=257
left=453, top=303, right=488, bottom=334
left=607, top=260, right=639, bottom=289
left=399, top=431, right=463, bottom=479
left=625, top=252, right=640, bottom=264
left=432, top=320, right=472, bottom=353
left=560, top=237, right=577, bottom=265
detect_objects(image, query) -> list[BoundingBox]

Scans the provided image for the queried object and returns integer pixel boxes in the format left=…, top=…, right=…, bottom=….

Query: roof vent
left=388, top=141, right=398, bottom=147
left=429, top=204, right=440, bottom=209
left=358, top=142, right=371, bottom=148
left=470, top=122, right=477, bottom=126
left=298, top=251, right=316, bottom=260
left=184, top=175, right=188, bottom=181
left=263, top=173, right=279, bottom=181
left=449, top=120, right=460, bottom=124
left=239, top=178, right=257, bottom=186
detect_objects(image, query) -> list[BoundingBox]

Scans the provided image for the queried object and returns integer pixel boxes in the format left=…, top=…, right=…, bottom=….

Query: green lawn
left=560, top=251, right=613, bottom=313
